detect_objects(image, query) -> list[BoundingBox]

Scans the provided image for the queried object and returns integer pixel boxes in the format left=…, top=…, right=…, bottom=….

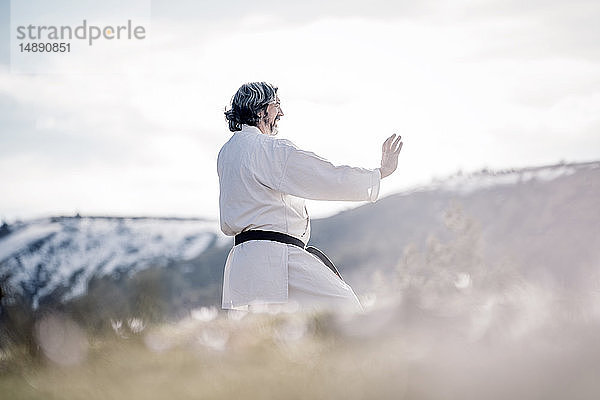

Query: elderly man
left=218, top=82, right=403, bottom=313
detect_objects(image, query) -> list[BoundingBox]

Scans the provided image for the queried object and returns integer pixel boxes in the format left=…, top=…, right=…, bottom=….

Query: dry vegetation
left=2, top=207, right=599, bottom=399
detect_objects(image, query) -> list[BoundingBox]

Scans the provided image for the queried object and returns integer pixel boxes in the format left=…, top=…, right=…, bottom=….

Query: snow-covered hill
left=424, top=161, right=591, bottom=194
left=0, top=217, right=228, bottom=308
left=311, top=160, right=600, bottom=292
left=1, top=160, right=598, bottom=310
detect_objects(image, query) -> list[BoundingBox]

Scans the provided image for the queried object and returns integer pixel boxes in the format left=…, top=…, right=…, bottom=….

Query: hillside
left=1, top=161, right=598, bottom=320
left=311, top=161, right=600, bottom=293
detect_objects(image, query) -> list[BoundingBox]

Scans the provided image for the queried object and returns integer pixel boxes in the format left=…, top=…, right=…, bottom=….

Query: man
left=218, top=82, right=403, bottom=313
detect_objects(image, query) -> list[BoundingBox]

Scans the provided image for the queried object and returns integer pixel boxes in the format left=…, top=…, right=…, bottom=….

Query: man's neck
left=256, top=122, right=273, bottom=136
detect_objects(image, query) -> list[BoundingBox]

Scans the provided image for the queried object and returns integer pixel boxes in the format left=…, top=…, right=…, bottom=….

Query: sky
left=1, top=0, right=599, bottom=223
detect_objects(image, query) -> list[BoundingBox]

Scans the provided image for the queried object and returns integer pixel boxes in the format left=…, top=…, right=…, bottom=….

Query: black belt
left=235, top=229, right=305, bottom=248
left=234, top=230, right=344, bottom=281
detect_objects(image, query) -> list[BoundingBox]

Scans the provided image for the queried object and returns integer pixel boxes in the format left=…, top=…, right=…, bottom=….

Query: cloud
left=1, top=2, right=599, bottom=220
left=150, top=0, right=435, bottom=23
left=149, top=0, right=600, bottom=64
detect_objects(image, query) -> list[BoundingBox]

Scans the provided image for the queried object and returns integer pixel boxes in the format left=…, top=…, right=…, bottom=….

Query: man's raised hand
left=380, top=133, right=403, bottom=179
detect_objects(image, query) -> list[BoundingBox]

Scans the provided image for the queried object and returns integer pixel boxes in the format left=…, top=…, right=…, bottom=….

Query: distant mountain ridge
left=0, top=217, right=227, bottom=308
left=428, top=161, right=585, bottom=193
left=1, top=160, right=598, bottom=312
left=310, top=160, right=599, bottom=293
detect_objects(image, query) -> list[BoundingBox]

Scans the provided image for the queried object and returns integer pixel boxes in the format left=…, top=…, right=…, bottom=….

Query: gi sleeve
left=273, top=139, right=381, bottom=202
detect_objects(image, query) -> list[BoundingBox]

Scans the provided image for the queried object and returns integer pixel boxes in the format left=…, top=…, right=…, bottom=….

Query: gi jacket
left=217, top=124, right=381, bottom=309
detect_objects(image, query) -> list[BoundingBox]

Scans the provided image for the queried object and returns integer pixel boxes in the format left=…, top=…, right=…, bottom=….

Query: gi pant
left=224, top=244, right=363, bottom=314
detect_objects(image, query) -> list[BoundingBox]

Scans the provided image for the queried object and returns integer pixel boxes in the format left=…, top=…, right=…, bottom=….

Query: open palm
left=380, top=134, right=403, bottom=178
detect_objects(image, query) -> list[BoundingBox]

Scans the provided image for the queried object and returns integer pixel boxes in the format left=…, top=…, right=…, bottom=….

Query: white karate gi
left=217, top=124, right=381, bottom=312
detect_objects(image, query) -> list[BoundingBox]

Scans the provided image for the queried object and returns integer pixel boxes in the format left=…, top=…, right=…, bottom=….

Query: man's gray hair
left=224, top=82, right=278, bottom=132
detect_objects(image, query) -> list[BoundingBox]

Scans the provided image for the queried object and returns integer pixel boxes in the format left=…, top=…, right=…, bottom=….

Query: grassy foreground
left=2, top=209, right=599, bottom=399
left=2, top=299, right=600, bottom=400
left=1, top=309, right=409, bottom=400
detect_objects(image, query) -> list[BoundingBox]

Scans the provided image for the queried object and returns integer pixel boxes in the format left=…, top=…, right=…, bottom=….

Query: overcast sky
left=1, top=0, right=599, bottom=223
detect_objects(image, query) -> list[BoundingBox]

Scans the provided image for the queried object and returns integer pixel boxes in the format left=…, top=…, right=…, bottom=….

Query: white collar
left=240, top=124, right=263, bottom=135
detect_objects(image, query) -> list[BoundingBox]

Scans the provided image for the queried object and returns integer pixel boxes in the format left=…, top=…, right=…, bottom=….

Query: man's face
left=263, top=95, right=284, bottom=135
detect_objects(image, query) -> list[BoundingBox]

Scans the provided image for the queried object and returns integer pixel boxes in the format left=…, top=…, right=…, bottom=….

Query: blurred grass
left=2, top=305, right=600, bottom=400
left=0, top=312, right=411, bottom=400
left=2, top=206, right=599, bottom=399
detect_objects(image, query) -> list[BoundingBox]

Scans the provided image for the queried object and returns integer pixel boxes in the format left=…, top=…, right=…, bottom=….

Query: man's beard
left=269, top=117, right=280, bottom=136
